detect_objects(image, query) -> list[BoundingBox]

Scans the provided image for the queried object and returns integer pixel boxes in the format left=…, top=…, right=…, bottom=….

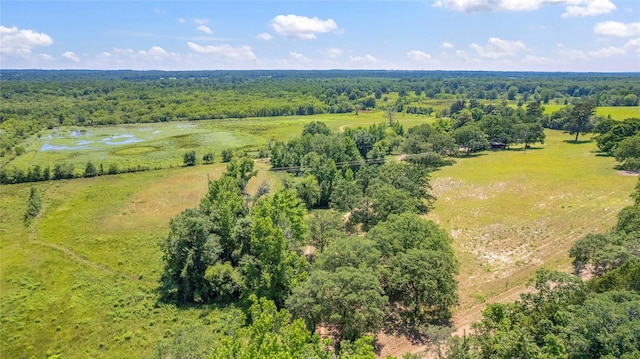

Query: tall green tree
left=306, top=209, right=345, bottom=254
left=160, top=208, right=221, bottom=303
left=287, top=267, right=388, bottom=342
left=23, top=187, right=42, bottom=224
left=565, top=102, right=596, bottom=142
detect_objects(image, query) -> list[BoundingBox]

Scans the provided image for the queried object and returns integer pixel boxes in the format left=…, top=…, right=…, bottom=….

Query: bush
left=221, top=149, right=233, bottom=163
left=202, top=152, right=215, bottom=164
left=183, top=150, right=197, bottom=166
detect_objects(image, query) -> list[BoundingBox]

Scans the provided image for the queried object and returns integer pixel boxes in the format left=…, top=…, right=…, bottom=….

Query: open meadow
left=1, top=109, right=638, bottom=358
left=426, top=129, right=637, bottom=331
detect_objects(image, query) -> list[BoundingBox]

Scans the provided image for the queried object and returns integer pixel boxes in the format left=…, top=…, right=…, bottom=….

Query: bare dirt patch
left=617, top=170, right=640, bottom=176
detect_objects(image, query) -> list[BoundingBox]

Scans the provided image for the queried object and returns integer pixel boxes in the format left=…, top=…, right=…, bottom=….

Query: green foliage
left=221, top=149, right=233, bottom=163
left=453, top=125, right=490, bottom=153
left=305, top=209, right=345, bottom=254
left=291, top=175, right=321, bottom=209
left=287, top=267, right=388, bottom=342
left=404, top=151, right=455, bottom=168
left=594, top=118, right=640, bottom=154
left=455, top=182, right=640, bottom=359
left=202, top=152, right=215, bottom=164
left=160, top=208, right=221, bottom=303
left=614, top=134, right=640, bottom=165
left=565, top=101, right=596, bottom=142
left=84, top=160, right=98, bottom=177
left=23, top=187, right=42, bottom=224
left=211, top=296, right=334, bottom=359
left=243, top=190, right=308, bottom=307
left=183, top=150, right=197, bottom=166
left=314, top=236, right=380, bottom=272
left=225, top=157, right=257, bottom=191
left=302, top=121, right=332, bottom=136
left=367, top=213, right=458, bottom=322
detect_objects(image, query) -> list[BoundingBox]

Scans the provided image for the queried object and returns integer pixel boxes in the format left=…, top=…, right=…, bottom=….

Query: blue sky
left=1, top=1, right=639, bottom=71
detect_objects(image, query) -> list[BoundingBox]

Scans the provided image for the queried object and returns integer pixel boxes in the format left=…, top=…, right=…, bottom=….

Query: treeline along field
left=2, top=70, right=639, bottom=185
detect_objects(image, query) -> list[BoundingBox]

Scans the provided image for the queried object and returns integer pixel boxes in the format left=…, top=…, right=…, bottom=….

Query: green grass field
left=1, top=114, right=637, bottom=358
left=426, top=130, right=636, bottom=311
left=5, top=112, right=434, bottom=176
left=543, top=104, right=640, bottom=120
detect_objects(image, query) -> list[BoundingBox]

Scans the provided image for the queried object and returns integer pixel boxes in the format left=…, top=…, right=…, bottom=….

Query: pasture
left=426, top=130, right=636, bottom=323
left=0, top=111, right=637, bottom=358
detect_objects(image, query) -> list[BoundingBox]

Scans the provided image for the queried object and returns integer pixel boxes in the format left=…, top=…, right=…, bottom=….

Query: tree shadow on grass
left=381, top=311, right=453, bottom=345
left=562, top=139, right=594, bottom=144
left=377, top=311, right=454, bottom=357
left=504, top=146, right=544, bottom=152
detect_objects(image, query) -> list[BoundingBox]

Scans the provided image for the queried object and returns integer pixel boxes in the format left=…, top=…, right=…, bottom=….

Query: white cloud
left=0, top=25, right=53, bottom=57
left=39, top=53, right=54, bottom=61
left=594, top=21, right=640, bottom=37
left=193, top=18, right=208, bottom=25
left=179, top=18, right=187, bottom=24
left=256, top=33, right=273, bottom=41
left=407, top=50, right=432, bottom=61
left=271, top=14, right=340, bottom=40
left=563, top=0, right=616, bottom=17
left=470, top=37, right=527, bottom=59
left=62, top=51, right=80, bottom=62
left=442, top=42, right=455, bottom=49
left=139, top=46, right=169, bottom=60
left=589, top=46, right=626, bottom=58
left=434, top=0, right=615, bottom=17
left=187, top=42, right=256, bottom=61
left=322, top=47, right=343, bottom=58
left=196, top=25, right=213, bottom=35
left=624, top=38, right=640, bottom=53
left=348, top=54, right=378, bottom=68
left=289, top=51, right=312, bottom=64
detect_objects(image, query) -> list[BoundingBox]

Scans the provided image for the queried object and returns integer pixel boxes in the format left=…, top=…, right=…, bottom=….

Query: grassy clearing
left=596, top=106, right=640, bottom=120
left=426, top=129, right=636, bottom=311
left=543, top=104, right=639, bottom=120
left=0, top=162, right=289, bottom=358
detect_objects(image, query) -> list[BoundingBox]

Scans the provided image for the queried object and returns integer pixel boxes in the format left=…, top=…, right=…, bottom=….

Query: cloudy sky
left=1, top=0, right=639, bottom=72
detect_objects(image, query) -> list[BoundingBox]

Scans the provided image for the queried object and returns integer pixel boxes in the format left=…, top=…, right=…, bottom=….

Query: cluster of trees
left=594, top=117, right=640, bottom=170
left=403, top=100, right=546, bottom=155
left=448, top=179, right=640, bottom=359
left=288, top=212, right=458, bottom=344
left=0, top=160, right=160, bottom=184
left=160, top=143, right=458, bottom=352
left=271, top=121, right=442, bottom=231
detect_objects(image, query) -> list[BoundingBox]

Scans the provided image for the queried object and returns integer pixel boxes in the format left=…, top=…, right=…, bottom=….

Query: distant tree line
left=1, top=70, right=637, bottom=161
